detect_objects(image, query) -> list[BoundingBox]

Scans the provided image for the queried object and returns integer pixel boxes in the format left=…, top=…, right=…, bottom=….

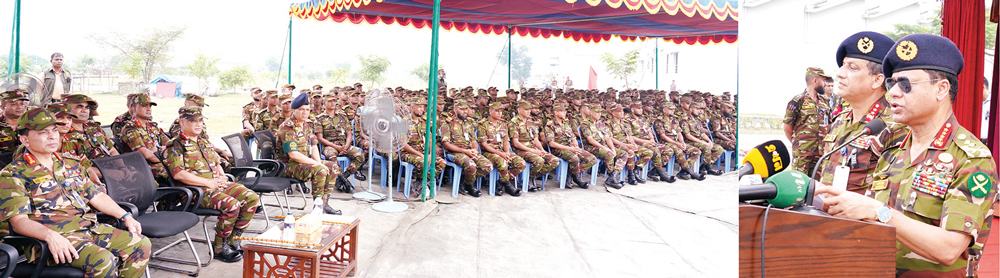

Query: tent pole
left=508, top=29, right=512, bottom=90
left=655, top=39, right=658, bottom=90
left=9, top=0, right=20, bottom=75
left=421, top=0, right=442, bottom=201
left=288, top=17, right=292, bottom=85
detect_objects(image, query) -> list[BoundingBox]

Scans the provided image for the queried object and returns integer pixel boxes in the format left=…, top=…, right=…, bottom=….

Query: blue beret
left=883, top=34, right=963, bottom=76
left=291, top=92, right=310, bottom=109
left=836, top=31, right=894, bottom=67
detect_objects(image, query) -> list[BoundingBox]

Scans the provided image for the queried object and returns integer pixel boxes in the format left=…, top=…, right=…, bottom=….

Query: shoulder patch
left=955, top=130, right=991, bottom=158
left=968, top=172, right=992, bottom=198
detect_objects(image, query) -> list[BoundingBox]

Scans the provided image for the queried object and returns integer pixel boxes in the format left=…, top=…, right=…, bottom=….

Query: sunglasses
left=885, top=77, right=941, bottom=93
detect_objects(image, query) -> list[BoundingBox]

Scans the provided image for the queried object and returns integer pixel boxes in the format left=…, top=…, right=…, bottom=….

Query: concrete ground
left=148, top=170, right=737, bottom=278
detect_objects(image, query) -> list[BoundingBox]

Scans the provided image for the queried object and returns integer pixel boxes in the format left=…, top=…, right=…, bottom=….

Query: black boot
left=634, top=167, right=647, bottom=184
left=462, top=181, right=482, bottom=197
left=705, top=163, right=723, bottom=176
left=646, top=167, right=660, bottom=182
left=698, top=164, right=709, bottom=176
left=528, top=175, right=542, bottom=192
left=655, top=167, right=676, bottom=183
left=605, top=171, right=623, bottom=189
left=340, top=174, right=355, bottom=193
left=626, top=168, right=638, bottom=185
left=688, top=167, right=705, bottom=181
left=353, top=170, right=367, bottom=181
left=323, top=195, right=343, bottom=215
left=677, top=168, right=692, bottom=180
left=229, top=228, right=245, bottom=254
left=494, top=179, right=504, bottom=196
left=505, top=180, right=522, bottom=196
left=214, top=241, right=243, bottom=263
left=570, top=172, right=589, bottom=189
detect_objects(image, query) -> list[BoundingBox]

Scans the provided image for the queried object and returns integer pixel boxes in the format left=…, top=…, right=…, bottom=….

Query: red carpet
left=982, top=217, right=998, bottom=277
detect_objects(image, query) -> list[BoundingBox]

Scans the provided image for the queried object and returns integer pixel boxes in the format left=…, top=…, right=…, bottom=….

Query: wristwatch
left=875, top=206, right=892, bottom=223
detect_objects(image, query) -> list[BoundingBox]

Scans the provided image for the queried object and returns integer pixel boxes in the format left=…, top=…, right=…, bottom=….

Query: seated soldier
left=0, top=89, right=29, bottom=154
left=167, top=94, right=234, bottom=169
left=276, top=93, right=343, bottom=214
left=119, top=94, right=171, bottom=180
left=0, top=108, right=151, bottom=278
left=544, top=101, right=596, bottom=189
left=477, top=101, right=525, bottom=196
left=441, top=98, right=492, bottom=197
left=162, top=106, right=260, bottom=263
left=109, top=93, right=141, bottom=138
left=316, top=94, right=367, bottom=188
left=400, top=96, right=446, bottom=197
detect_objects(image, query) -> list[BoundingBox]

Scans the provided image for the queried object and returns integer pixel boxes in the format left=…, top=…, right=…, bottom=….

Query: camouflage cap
left=62, top=94, right=97, bottom=107
left=265, top=89, right=278, bottom=97
left=1, top=90, right=28, bottom=102
left=516, top=99, right=533, bottom=110
left=805, top=67, right=830, bottom=77
left=607, top=102, right=622, bottom=112
left=178, top=106, right=205, bottom=120
left=407, top=96, right=427, bottom=105
left=313, top=84, right=324, bottom=90
left=130, top=93, right=157, bottom=106
left=488, top=101, right=503, bottom=110
left=184, top=93, right=208, bottom=107
left=250, top=87, right=262, bottom=93
left=17, top=107, right=59, bottom=131
left=310, top=90, right=324, bottom=98
left=45, top=103, right=75, bottom=118
left=552, top=102, right=568, bottom=111
left=282, top=84, right=296, bottom=90
left=279, top=94, right=292, bottom=104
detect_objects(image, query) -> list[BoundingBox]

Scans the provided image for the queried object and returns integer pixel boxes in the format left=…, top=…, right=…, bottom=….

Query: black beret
left=291, top=92, right=310, bottom=109
left=883, top=34, right=964, bottom=76
left=836, top=31, right=894, bottom=67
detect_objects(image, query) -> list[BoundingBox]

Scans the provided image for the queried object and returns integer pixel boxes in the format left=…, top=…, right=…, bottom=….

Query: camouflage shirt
left=168, top=117, right=210, bottom=141
left=316, top=114, right=350, bottom=145
left=241, top=102, right=256, bottom=125
left=653, top=114, right=684, bottom=143
left=109, top=111, right=132, bottom=139
left=625, top=116, right=655, bottom=141
left=252, top=108, right=276, bottom=133
left=818, top=97, right=899, bottom=193
left=679, top=111, right=707, bottom=141
left=0, top=116, right=18, bottom=154
left=607, top=117, right=631, bottom=143
left=274, top=118, right=315, bottom=164
left=869, top=116, right=996, bottom=277
left=509, top=116, right=540, bottom=149
left=119, top=119, right=169, bottom=177
left=163, top=133, right=223, bottom=180
left=542, top=119, right=577, bottom=147
left=784, top=91, right=831, bottom=155
left=477, top=119, right=509, bottom=151
left=440, top=118, right=477, bottom=149
left=580, top=119, right=612, bottom=148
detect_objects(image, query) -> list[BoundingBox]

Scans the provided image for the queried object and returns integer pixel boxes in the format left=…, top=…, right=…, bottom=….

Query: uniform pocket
left=904, top=194, right=943, bottom=220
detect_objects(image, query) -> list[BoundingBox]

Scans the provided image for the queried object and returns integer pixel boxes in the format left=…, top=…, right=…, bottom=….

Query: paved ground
left=148, top=170, right=737, bottom=278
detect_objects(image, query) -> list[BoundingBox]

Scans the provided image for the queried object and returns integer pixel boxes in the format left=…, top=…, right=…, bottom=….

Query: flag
left=588, top=66, right=597, bottom=90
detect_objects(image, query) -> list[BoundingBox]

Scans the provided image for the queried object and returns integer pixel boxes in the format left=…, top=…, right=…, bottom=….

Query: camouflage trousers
left=450, top=153, right=493, bottom=184
left=286, top=160, right=342, bottom=197
left=640, top=142, right=671, bottom=168
left=201, top=183, right=260, bottom=246
left=400, top=152, right=447, bottom=181
left=551, top=148, right=597, bottom=175
left=60, top=226, right=151, bottom=278
left=621, top=144, right=654, bottom=170
left=689, top=141, right=723, bottom=165
left=666, top=144, right=701, bottom=169
left=585, top=145, right=631, bottom=171
left=717, top=139, right=736, bottom=151
left=482, top=152, right=527, bottom=181
left=514, top=149, right=559, bottom=175
left=322, top=145, right=366, bottom=175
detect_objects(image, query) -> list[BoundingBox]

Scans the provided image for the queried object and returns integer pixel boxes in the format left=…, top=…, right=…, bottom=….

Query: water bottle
left=282, top=212, right=296, bottom=242
left=311, top=197, right=324, bottom=215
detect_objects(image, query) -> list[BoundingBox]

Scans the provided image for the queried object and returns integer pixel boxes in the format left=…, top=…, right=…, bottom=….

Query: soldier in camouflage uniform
left=543, top=102, right=595, bottom=189
left=119, top=94, right=171, bottom=180
left=275, top=93, right=343, bottom=214
left=316, top=94, right=367, bottom=183
left=678, top=99, right=722, bottom=178
left=0, top=108, right=151, bottom=278
left=440, top=98, right=491, bottom=197
left=478, top=102, right=525, bottom=196
left=167, top=94, right=234, bottom=169
left=400, top=96, right=446, bottom=197
left=625, top=102, right=676, bottom=182
left=163, top=106, right=260, bottom=263
left=709, top=102, right=737, bottom=151
left=817, top=31, right=897, bottom=194
left=509, top=100, right=559, bottom=192
left=579, top=103, right=627, bottom=189
left=0, top=90, right=29, bottom=154
left=607, top=102, right=654, bottom=185
left=252, top=90, right=279, bottom=134
left=817, top=34, right=996, bottom=277
left=269, top=94, right=294, bottom=134
left=653, top=100, right=702, bottom=180
left=784, top=67, right=833, bottom=174
left=241, top=87, right=262, bottom=139
left=109, top=93, right=142, bottom=138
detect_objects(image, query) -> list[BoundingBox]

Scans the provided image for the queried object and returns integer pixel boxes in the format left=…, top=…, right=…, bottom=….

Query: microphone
left=738, top=169, right=811, bottom=208
left=804, top=118, right=887, bottom=207
left=738, top=140, right=790, bottom=179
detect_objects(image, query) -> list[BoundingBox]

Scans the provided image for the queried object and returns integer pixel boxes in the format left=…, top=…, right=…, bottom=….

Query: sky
left=0, top=0, right=737, bottom=92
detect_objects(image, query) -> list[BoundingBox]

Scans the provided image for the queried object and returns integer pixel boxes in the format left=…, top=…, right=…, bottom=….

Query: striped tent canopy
left=290, top=0, right=737, bottom=45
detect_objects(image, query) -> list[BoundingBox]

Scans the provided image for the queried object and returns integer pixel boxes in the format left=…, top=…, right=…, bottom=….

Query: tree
left=75, top=54, right=97, bottom=71
left=326, top=66, right=351, bottom=84
left=218, top=65, right=254, bottom=92
left=89, top=26, right=186, bottom=82
left=410, top=62, right=444, bottom=84
left=356, top=55, right=390, bottom=88
left=186, top=53, right=220, bottom=92
left=497, top=45, right=533, bottom=83
left=882, top=8, right=996, bottom=51
left=599, top=49, right=640, bottom=89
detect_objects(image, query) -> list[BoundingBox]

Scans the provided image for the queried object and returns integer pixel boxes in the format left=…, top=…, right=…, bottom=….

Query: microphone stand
left=792, top=131, right=870, bottom=216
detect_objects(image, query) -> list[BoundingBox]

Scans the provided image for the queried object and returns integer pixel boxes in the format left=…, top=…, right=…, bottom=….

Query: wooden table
left=243, top=216, right=359, bottom=278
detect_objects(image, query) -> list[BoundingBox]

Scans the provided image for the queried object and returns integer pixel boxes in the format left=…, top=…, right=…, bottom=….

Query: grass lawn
left=88, top=93, right=252, bottom=139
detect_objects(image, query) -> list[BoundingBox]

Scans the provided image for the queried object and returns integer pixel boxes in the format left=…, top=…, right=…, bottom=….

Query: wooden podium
left=739, top=205, right=896, bottom=277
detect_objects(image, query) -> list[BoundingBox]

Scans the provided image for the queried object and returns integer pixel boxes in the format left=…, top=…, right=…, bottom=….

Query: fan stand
left=372, top=149, right=407, bottom=213
left=353, top=129, right=386, bottom=201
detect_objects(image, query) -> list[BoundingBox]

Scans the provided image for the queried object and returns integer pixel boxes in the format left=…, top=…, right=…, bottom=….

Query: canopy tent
left=286, top=0, right=738, bottom=201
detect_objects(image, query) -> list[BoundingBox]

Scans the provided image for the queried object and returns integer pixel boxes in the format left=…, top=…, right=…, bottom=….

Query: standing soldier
left=580, top=103, right=627, bottom=188
left=654, top=100, right=702, bottom=180
left=607, top=103, right=653, bottom=184
left=241, top=87, right=262, bottom=139
left=400, top=96, right=446, bottom=196
left=817, top=31, right=897, bottom=194
left=275, top=93, right=343, bottom=214
left=0, top=108, right=151, bottom=278
left=163, top=106, right=260, bottom=263
left=316, top=94, right=367, bottom=185
left=817, top=33, right=996, bottom=278
left=478, top=102, right=526, bottom=196
left=784, top=67, right=833, bottom=174
left=0, top=89, right=29, bottom=153
left=544, top=102, right=596, bottom=189
left=509, top=100, right=559, bottom=192
left=440, top=98, right=492, bottom=197
left=119, top=94, right=171, bottom=180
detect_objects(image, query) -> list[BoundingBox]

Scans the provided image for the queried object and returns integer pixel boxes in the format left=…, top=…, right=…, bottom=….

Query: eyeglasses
left=885, top=77, right=941, bottom=93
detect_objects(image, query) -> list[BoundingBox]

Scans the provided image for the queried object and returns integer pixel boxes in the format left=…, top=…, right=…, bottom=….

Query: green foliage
left=326, top=66, right=351, bottom=84
left=118, top=52, right=144, bottom=80
left=218, top=65, right=254, bottom=91
left=186, top=52, right=220, bottom=82
left=599, top=49, right=640, bottom=89
left=883, top=8, right=996, bottom=52
left=75, top=54, right=97, bottom=71
left=356, top=54, right=390, bottom=88
left=497, top=44, right=532, bottom=82
left=410, top=62, right=444, bottom=84
left=89, top=26, right=186, bottom=81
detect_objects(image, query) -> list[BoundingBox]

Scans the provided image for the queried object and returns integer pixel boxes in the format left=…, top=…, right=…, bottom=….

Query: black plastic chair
left=0, top=152, right=13, bottom=168
left=152, top=152, right=221, bottom=267
left=3, top=235, right=84, bottom=278
left=92, top=152, right=202, bottom=276
left=251, top=130, right=309, bottom=209
left=0, top=242, right=16, bottom=278
left=221, top=133, right=294, bottom=223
